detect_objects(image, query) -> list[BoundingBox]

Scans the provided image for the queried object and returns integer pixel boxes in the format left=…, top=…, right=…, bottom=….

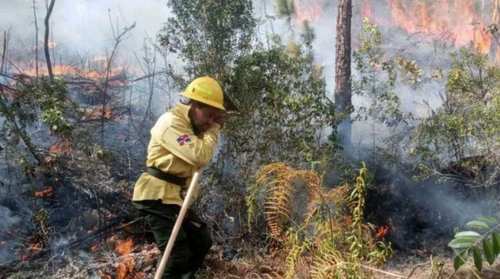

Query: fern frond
left=252, top=162, right=323, bottom=241
left=310, top=241, right=345, bottom=279
left=284, top=229, right=310, bottom=279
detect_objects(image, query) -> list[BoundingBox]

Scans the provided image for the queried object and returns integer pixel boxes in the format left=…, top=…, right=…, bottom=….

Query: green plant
left=353, top=18, right=418, bottom=127
left=0, top=76, right=75, bottom=164
left=159, top=0, right=255, bottom=80
left=248, top=162, right=392, bottom=279
left=226, top=36, right=336, bottom=177
left=412, top=48, right=499, bottom=183
left=19, top=77, right=73, bottom=136
left=448, top=216, right=500, bottom=271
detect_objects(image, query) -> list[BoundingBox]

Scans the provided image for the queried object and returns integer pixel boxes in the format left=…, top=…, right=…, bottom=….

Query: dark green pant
left=133, top=200, right=212, bottom=279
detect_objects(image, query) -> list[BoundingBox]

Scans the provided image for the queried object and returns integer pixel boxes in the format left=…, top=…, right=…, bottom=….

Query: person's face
left=191, top=104, right=225, bottom=134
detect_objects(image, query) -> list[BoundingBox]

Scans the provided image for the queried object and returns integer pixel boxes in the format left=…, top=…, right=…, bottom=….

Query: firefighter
left=132, top=76, right=226, bottom=279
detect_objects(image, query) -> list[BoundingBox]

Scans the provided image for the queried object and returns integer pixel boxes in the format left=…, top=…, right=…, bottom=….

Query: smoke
left=282, top=0, right=498, bottom=246
left=0, top=1, right=496, bottom=261
left=0, top=0, right=170, bottom=61
left=0, top=205, right=20, bottom=233
left=0, top=205, right=22, bottom=265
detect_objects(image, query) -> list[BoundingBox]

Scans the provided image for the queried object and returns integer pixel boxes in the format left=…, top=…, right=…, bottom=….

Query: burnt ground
left=1, top=154, right=499, bottom=278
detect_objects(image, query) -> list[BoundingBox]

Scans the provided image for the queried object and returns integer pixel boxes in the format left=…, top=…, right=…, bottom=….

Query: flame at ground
left=115, top=238, right=134, bottom=255
left=364, top=0, right=496, bottom=56
left=114, top=238, right=136, bottom=279
left=375, top=224, right=390, bottom=239
left=21, top=63, right=125, bottom=80
left=34, top=186, right=54, bottom=198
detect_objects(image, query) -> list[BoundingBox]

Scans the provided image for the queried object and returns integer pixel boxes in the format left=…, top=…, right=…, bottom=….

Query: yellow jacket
left=132, top=103, right=220, bottom=206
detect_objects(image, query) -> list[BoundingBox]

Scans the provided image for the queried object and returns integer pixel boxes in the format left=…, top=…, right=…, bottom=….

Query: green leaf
left=455, top=231, right=481, bottom=239
left=454, top=253, right=466, bottom=270
left=477, top=216, right=497, bottom=226
left=466, top=220, right=490, bottom=230
left=492, top=232, right=500, bottom=256
left=483, top=238, right=496, bottom=265
left=472, top=247, right=483, bottom=271
left=449, top=238, right=476, bottom=249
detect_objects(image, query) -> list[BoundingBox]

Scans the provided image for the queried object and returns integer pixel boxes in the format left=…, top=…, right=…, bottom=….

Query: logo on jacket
left=176, top=134, right=191, bottom=146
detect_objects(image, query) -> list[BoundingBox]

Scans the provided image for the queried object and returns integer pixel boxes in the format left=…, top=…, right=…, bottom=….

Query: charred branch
left=100, top=20, right=135, bottom=146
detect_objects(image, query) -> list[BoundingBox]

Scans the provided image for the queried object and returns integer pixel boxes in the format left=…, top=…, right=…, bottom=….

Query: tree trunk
left=1, top=31, right=7, bottom=74
left=491, top=0, right=499, bottom=62
left=334, top=0, right=352, bottom=147
left=33, top=0, right=39, bottom=79
left=44, top=0, right=55, bottom=81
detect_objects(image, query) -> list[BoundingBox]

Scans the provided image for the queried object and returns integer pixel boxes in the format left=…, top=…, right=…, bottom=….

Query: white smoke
left=0, top=205, right=21, bottom=265
left=0, top=0, right=170, bottom=60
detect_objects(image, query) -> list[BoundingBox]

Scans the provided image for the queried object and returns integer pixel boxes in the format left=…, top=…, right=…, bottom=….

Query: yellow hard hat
left=181, top=76, right=225, bottom=111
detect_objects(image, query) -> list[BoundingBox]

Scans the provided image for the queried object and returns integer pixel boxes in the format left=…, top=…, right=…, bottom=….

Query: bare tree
left=334, top=0, right=352, bottom=147
left=44, top=0, right=55, bottom=81
left=99, top=14, right=135, bottom=146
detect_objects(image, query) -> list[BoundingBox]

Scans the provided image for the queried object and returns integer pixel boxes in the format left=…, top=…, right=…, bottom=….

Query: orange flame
left=373, top=0, right=495, bottom=55
left=28, top=242, right=43, bottom=253
left=375, top=224, right=390, bottom=239
left=115, top=238, right=135, bottom=279
left=34, top=186, right=54, bottom=198
left=115, top=238, right=134, bottom=255
left=21, top=64, right=124, bottom=80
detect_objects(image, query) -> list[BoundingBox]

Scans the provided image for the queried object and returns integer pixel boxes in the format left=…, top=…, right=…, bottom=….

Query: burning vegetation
left=361, top=0, right=499, bottom=61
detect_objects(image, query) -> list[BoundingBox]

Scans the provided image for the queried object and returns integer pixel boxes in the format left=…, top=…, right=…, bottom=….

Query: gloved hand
left=214, top=111, right=227, bottom=128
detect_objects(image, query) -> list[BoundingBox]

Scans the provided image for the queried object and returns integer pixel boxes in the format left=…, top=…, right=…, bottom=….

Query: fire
left=19, top=240, right=44, bottom=261
left=364, top=0, right=496, bottom=56
left=293, top=0, right=323, bottom=24
left=115, top=238, right=135, bottom=279
left=375, top=224, right=390, bottom=239
left=21, top=64, right=124, bottom=80
left=28, top=242, right=43, bottom=253
left=115, top=238, right=134, bottom=255
left=34, top=186, right=54, bottom=198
